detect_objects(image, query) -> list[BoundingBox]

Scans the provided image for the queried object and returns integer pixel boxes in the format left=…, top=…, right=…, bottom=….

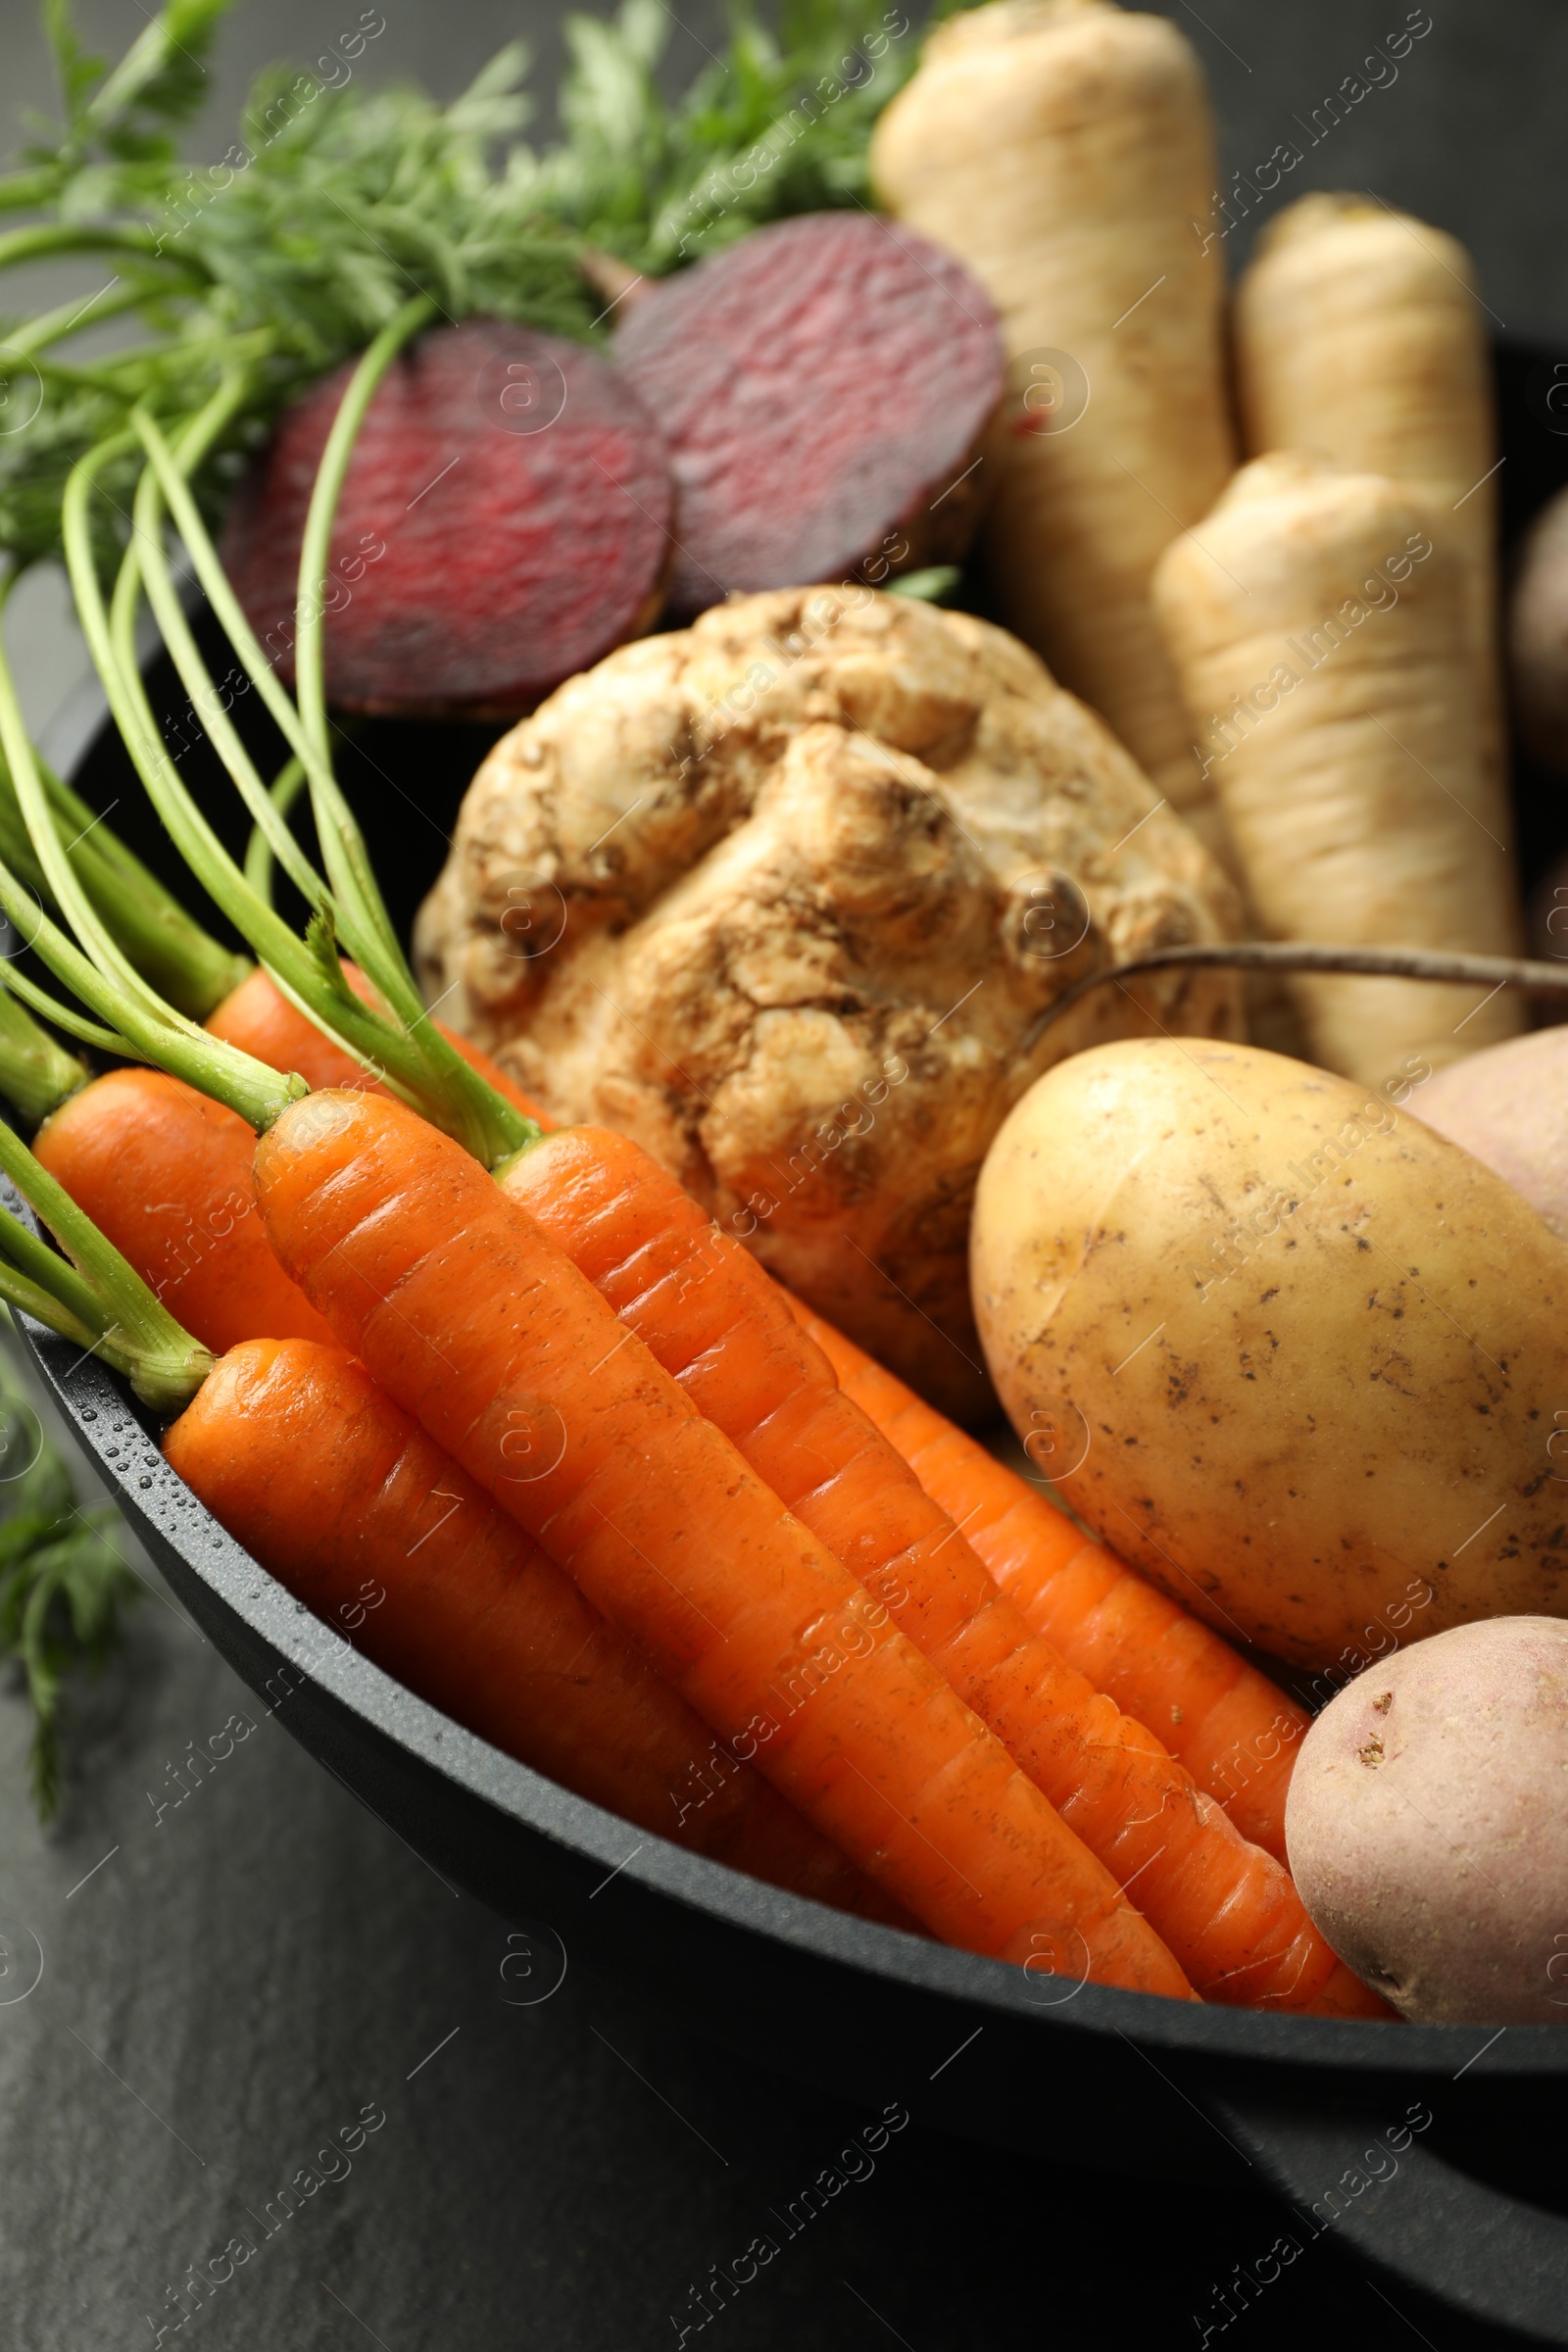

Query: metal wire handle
left=1022, top=940, right=1568, bottom=1055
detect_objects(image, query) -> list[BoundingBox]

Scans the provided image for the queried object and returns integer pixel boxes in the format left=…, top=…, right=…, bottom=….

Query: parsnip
left=1235, top=193, right=1495, bottom=564
left=1234, top=194, right=1503, bottom=792
left=870, top=0, right=1236, bottom=858
left=1152, top=454, right=1523, bottom=1082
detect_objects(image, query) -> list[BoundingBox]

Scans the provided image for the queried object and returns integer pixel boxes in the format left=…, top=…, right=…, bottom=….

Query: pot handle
left=1211, top=2090, right=1568, bottom=2345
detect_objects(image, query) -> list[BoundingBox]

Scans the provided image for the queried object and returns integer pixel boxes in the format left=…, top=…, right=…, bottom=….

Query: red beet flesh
left=220, top=318, right=674, bottom=715
left=614, top=212, right=1006, bottom=618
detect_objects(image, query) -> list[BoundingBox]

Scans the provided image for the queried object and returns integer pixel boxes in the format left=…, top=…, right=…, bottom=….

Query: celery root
left=416, top=586, right=1241, bottom=1424
left=1152, top=454, right=1523, bottom=1083
left=870, top=0, right=1237, bottom=857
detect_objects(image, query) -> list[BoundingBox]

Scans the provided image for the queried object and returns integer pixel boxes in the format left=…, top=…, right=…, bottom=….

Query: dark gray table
left=0, top=5, right=1557, bottom=2342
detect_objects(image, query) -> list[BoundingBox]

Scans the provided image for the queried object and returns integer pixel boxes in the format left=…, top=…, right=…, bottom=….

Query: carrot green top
left=42, top=307, right=542, bottom=1173
left=0, top=297, right=542, bottom=1176
left=0, top=984, right=87, bottom=1130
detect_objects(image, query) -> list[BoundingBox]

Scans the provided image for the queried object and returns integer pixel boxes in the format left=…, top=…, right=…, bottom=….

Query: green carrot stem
left=0, top=514, right=295, bottom=1124
left=0, top=1262, right=101, bottom=1360
left=0, top=223, right=178, bottom=272
left=0, top=559, right=239, bottom=1015
left=118, top=457, right=476, bottom=1106
left=0, top=961, right=139, bottom=1058
left=0, top=1194, right=106, bottom=1333
left=60, top=425, right=214, bottom=892
left=64, top=420, right=520, bottom=1161
left=36, top=761, right=247, bottom=1019
left=102, top=519, right=397, bottom=1089
left=0, top=980, right=88, bottom=1127
left=291, top=293, right=434, bottom=969
left=0, top=815, right=291, bottom=1133
left=126, top=416, right=359, bottom=928
left=0, top=1113, right=211, bottom=1412
left=245, top=758, right=309, bottom=905
left=122, top=404, right=535, bottom=1167
left=3, top=283, right=148, bottom=361
left=128, top=402, right=422, bottom=1019
left=0, top=168, right=65, bottom=219
left=12, top=533, right=204, bottom=1040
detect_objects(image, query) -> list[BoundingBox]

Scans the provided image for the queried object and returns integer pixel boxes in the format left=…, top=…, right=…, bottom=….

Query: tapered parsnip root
left=870, top=0, right=1237, bottom=855
left=1234, top=193, right=1504, bottom=802
left=1152, top=454, right=1522, bottom=1082
left=1235, top=194, right=1496, bottom=573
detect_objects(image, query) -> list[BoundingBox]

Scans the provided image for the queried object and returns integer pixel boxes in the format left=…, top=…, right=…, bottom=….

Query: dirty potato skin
left=416, top=588, right=1240, bottom=1422
left=1286, top=1620, right=1568, bottom=2023
left=971, top=1037, right=1568, bottom=1661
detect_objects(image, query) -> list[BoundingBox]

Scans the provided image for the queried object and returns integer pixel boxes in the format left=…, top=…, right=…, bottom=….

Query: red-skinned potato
left=1286, top=1619, right=1568, bottom=2024
left=1414, top=1024, right=1568, bottom=1237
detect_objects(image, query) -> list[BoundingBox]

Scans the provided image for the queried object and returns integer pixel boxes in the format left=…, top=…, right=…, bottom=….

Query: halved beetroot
left=220, top=318, right=674, bottom=716
left=614, top=212, right=1006, bottom=618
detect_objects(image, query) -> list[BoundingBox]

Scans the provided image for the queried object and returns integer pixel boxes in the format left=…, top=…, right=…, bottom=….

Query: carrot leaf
left=0, top=1326, right=142, bottom=1821
left=0, top=1, right=917, bottom=577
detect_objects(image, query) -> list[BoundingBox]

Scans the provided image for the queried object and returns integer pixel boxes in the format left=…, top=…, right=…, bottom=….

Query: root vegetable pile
left=0, top=272, right=1358, bottom=2006
left=7, top=0, right=1566, bottom=2035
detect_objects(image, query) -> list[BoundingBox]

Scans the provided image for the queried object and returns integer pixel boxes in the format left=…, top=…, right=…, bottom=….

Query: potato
left=1285, top=1618, right=1568, bottom=2024
left=1414, top=1025, right=1568, bottom=1237
left=970, top=1037, right=1568, bottom=1665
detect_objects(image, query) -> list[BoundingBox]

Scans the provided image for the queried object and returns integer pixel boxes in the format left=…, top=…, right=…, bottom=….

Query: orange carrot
left=253, top=1088, right=1193, bottom=1995
left=789, top=1297, right=1310, bottom=1865
left=11, top=1058, right=909, bottom=1926
left=49, top=1030, right=1316, bottom=1984
left=206, top=963, right=551, bottom=1127
left=33, top=1067, right=337, bottom=1356
left=51, top=1001, right=1306, bottom=1880
left=166, top=1335, right=908, bottom=1923
left=505, top=1125, right=1383, bottom=2016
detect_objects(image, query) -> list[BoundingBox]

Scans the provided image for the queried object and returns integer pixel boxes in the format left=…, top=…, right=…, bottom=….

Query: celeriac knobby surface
left=416, top=588, right=1240, bottom=1420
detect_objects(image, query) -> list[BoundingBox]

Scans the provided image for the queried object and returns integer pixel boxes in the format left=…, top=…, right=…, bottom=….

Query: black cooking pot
left=19, top=338, right=1568, bottom=2345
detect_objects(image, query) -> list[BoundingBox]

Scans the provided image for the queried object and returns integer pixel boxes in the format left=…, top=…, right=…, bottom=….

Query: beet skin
left=614, top=212, right=1006, bottom=617
left=221, top=318, right=674, bottom=716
